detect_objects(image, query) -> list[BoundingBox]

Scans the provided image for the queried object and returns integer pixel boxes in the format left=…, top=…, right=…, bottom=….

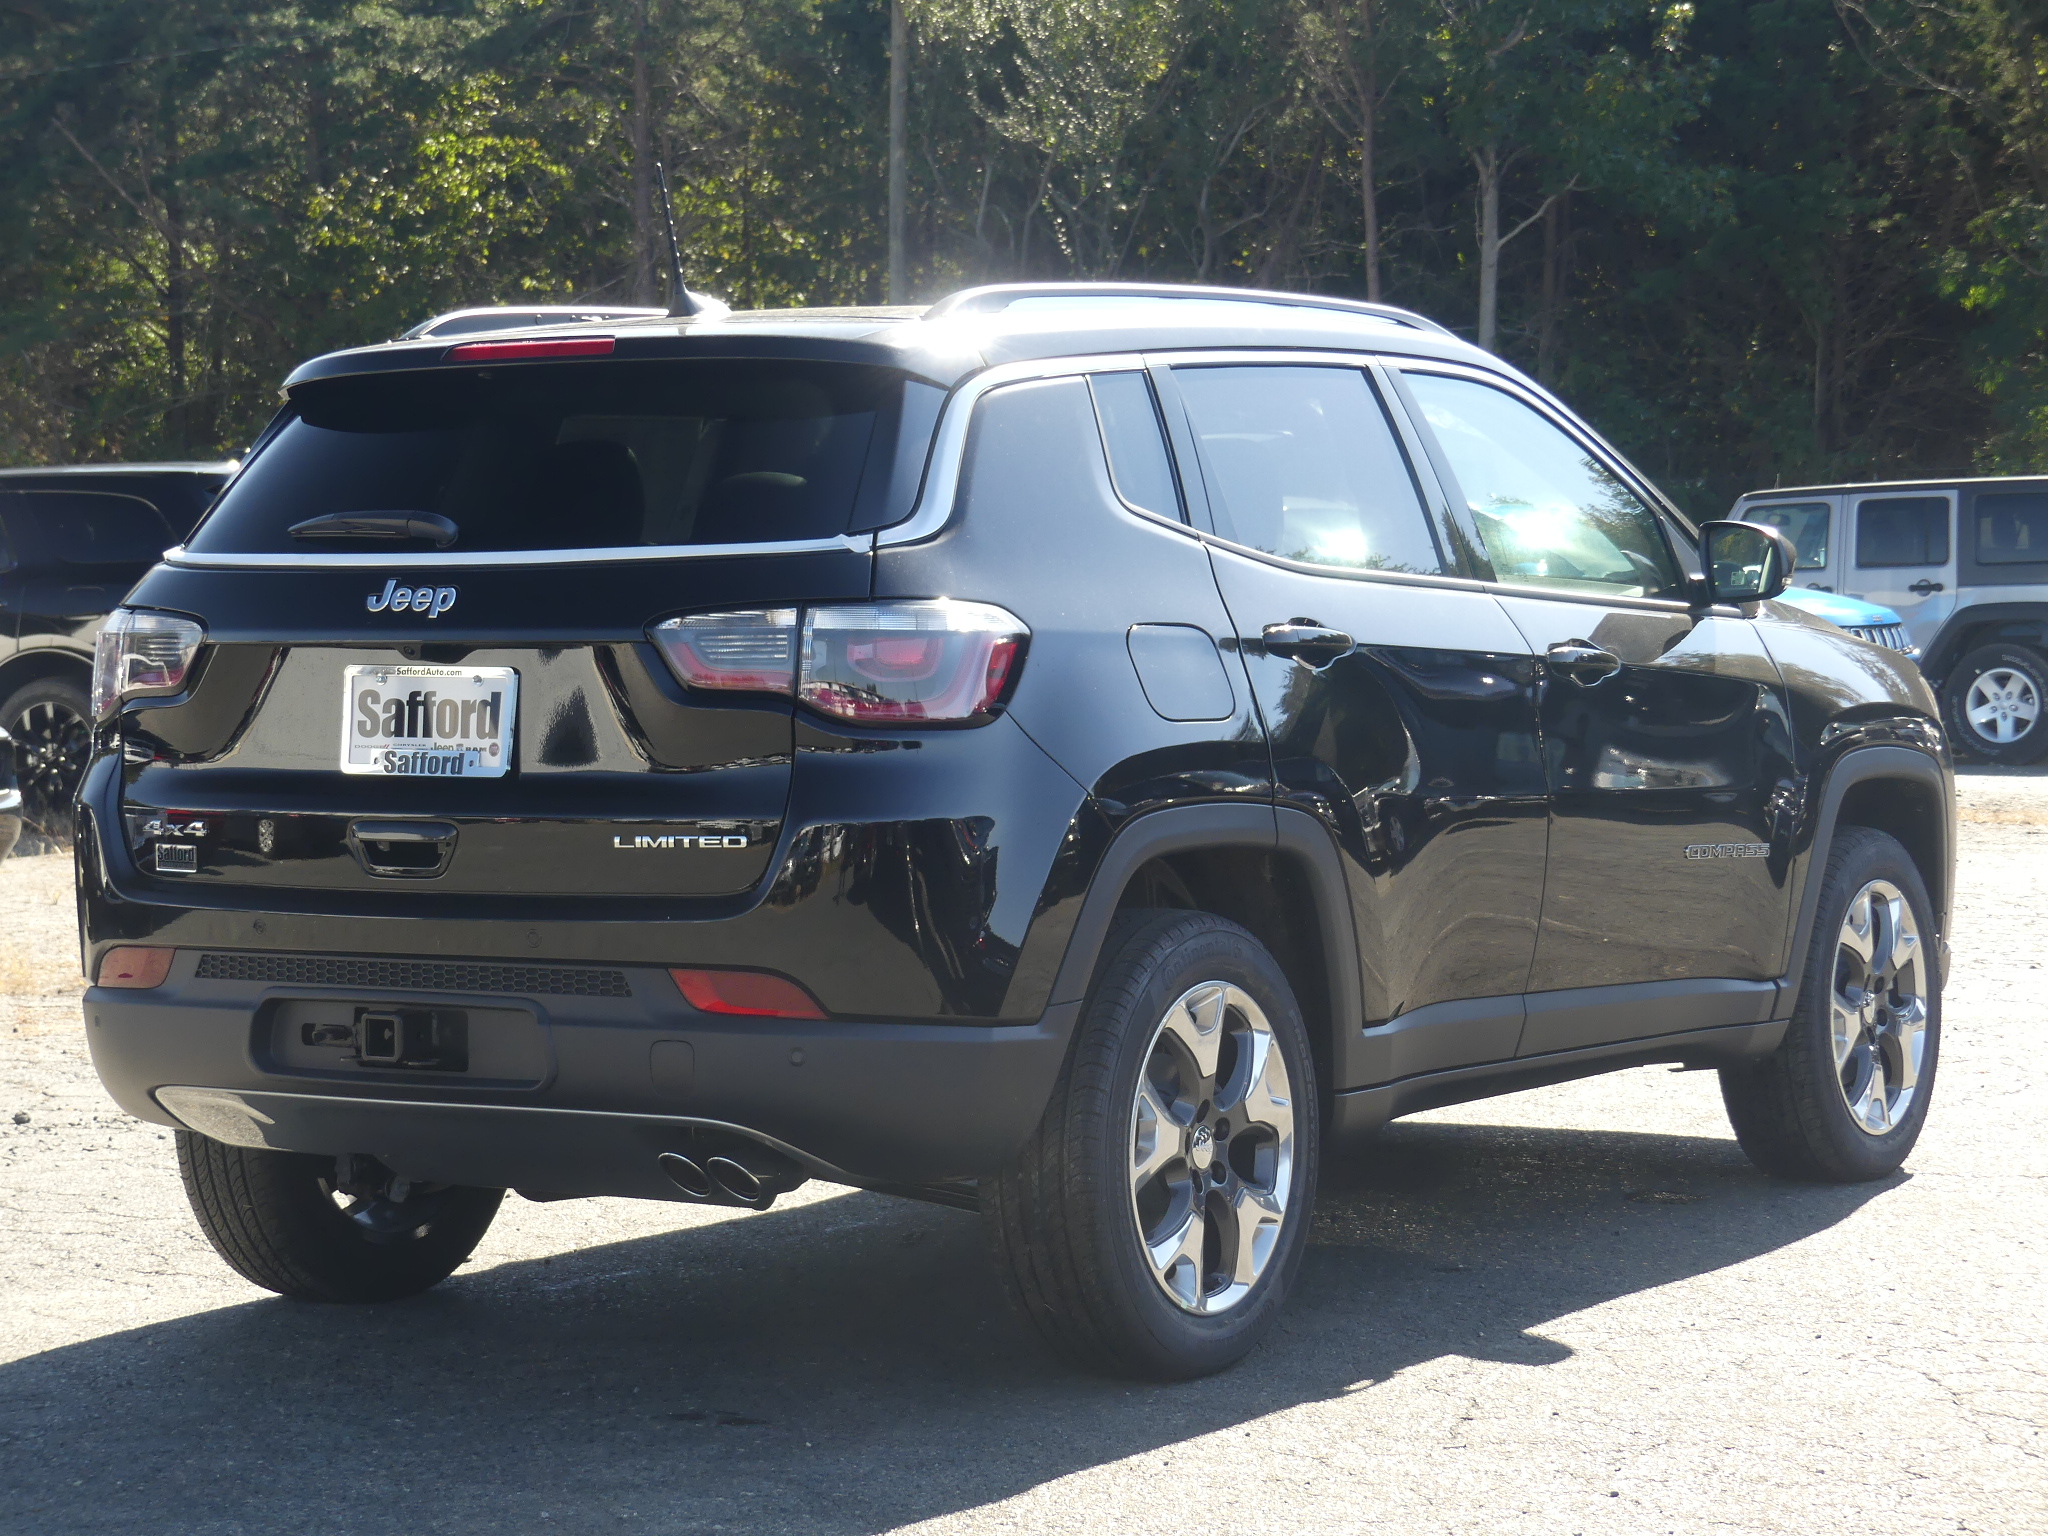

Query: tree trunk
left=1537, top=189, right=1566, bottom=383
left=1475, top=141, right=1501, bottom=352
left=630, top=1, right=658, bottom=306
left=887, top=0, right=908, bottom=303
left=1359, top=2, right=1381, bottom=301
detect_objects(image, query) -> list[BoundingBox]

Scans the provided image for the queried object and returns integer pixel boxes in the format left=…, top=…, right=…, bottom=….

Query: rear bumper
left=84, top=957, right=1074, bottom=1190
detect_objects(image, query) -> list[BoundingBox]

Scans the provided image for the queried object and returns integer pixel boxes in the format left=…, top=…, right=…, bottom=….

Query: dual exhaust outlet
left=657, top=1142, right=805, bottom=1210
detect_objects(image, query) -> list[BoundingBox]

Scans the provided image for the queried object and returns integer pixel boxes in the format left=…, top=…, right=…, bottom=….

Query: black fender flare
left=1044, top=801, right=1363, bottom=1067
left=1922, top=603, right=2048, bottom=683
left=1779, top=744, right=1953, bottom=1018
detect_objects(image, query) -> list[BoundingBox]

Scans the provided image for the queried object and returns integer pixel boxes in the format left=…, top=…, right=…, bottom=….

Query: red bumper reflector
left=670, top=968, right=826, bottom=1020
left=97, top=947, right=174, bottom=989
left=444, top=336, right=616, bottom=362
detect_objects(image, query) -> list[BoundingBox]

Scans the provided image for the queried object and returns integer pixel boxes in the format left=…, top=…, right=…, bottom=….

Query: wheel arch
left=1922, top=603, right=2048, bottom=685
left=1781, top=746, right=1953, bottom=1017
left=0, top=647, right=92, bottom=708
left=1047, top=804, right=1363, bottom=1098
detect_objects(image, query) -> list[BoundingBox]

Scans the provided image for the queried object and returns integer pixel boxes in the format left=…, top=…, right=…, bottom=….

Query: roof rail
left=395, top=305, right=670, bottom=342
left=921, top=282, right=1458, bottom=339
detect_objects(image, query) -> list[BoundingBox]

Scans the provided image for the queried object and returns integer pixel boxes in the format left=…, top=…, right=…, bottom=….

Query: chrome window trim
left=162, top=533, right=874, bottom=570
left=1197, top=532, right=1490, bottom=594
left=876, top=352, right=1156, bottom=548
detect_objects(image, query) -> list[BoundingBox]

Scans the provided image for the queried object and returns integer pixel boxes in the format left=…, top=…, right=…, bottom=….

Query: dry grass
left=1, top=852, right=84, bottom=1037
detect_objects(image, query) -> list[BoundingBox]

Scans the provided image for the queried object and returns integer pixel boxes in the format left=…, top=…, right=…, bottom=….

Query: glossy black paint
left=75, top=300, right=1956, bottom=1191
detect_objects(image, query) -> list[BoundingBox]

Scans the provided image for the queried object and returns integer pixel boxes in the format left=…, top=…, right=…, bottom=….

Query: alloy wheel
left=1963, top=666, right=2040, bottom=747
left=1830, top=879, right=1929, bottom=1136
left=8, top=697, right=89, bottom=846
left=1128, top=981, right=1295, bottom=1314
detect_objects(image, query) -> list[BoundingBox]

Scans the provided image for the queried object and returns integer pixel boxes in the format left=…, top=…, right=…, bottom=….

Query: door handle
left=1261, top=620, right=1355, bottom=668
left=1546, top=640, right=1622, bottom=685
left=1908, top=579, right=1945, bottom=595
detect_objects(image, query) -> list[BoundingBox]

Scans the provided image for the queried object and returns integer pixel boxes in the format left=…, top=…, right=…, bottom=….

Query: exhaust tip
left=703, top=1155, right=771, bottom=1208
left=657, top=1151, right=714, bottom=1199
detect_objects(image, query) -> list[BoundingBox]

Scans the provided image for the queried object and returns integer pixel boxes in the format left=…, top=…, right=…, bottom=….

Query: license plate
left=340, top=664, right=517, bottom=777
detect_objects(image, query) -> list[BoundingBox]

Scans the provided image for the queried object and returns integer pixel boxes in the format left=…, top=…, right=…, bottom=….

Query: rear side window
left=1745, top=501, right=1831, bottom=569
left=1087, top=372, right=1180, bottom=519
left=1974, top=491, right=2048, bottom=564
left=1856, top=496, right=1950, bottom=567
left=0, top=491, right=173, bottom=565
left=1404, top=372, right=1680, bottom=598
left=190, top=360, right=913, bottom=555
left=1173, top=365, right=1441, bottom=574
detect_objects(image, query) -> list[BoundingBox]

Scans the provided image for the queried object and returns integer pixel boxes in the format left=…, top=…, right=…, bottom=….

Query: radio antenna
left=654, top=162, right=712, bottom=319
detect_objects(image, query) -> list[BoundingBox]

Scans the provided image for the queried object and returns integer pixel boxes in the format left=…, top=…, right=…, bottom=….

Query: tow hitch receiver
left=300, top=1008, right=470, bottom=1071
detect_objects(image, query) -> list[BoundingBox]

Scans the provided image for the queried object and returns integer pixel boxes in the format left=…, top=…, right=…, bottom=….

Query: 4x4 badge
left=366, top=579, right=457, bottom=618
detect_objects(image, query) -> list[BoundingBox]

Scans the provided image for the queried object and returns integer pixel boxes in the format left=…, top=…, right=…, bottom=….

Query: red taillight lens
left=649, top=610, right=798, bottom=693
left=670, top=968, right=826, bottom=1019
left=800, top=601, right=1027, bottom=725
left=96, top=947, right=173, bottom=989
left=444, top=336, right=616, bottom=362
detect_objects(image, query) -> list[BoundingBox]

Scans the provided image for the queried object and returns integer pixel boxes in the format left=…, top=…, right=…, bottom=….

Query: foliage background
left=1, top=0, right=2042, bottom=515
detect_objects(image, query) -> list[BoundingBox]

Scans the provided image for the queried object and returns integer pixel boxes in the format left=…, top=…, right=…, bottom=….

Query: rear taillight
left=91, top=608, right=206, bottom=719
left=647, top=600, right=1028, bottom=726
left=650, top=609, right=799, bottom=692
left=802, top=602, right=1027, bottom=725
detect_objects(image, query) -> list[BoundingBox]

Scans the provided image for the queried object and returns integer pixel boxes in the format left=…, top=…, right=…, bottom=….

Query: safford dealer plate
left=340, top=664, right=518, bottom=777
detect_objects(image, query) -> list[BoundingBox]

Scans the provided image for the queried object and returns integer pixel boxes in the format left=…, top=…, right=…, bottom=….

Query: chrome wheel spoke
left=1158, top=983, right=1227, bottom=1083
left=1146, top=1206, right=1206, bottom=1308
left=1131, top=1078, right=1183, bottom=1185
left=1223, top=1182, right=1285, bottom=1291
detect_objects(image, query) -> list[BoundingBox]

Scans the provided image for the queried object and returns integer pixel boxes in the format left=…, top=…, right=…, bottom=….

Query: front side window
left=1974, top=491, right=2048, bottom=565
left=1404, top=372, right=1680, bottom=598
left=1856, top=496, right=1950, bottom=568
left=1172, top=365, right=1442, bottom=574
left=1745, top=501, right=1831, bottom=569
left=190, top=360, right=911, bottom=555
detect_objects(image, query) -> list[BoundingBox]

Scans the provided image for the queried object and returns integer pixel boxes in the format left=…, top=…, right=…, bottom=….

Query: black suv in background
left=77, top=286, right=1951, bottom=1378
left=0, top=463, right=234, bottom=846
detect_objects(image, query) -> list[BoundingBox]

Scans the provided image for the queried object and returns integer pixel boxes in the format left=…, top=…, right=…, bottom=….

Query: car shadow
left=1, top=1116, right=1895, bottom=1533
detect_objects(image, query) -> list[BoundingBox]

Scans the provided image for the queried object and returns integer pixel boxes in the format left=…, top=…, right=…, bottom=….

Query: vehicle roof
left=281, top=282, right=1507, bottom=392
left=0, top=461, right=237, bottom=479
left=1736, top=475, right=2048, bottom=499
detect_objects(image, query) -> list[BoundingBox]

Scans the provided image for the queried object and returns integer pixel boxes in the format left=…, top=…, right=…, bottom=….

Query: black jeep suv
left=77, top=285, right=1952, bottom=1378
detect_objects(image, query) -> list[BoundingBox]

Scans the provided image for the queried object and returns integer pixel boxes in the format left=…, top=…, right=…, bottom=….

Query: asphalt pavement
left=0, top=769, right=2042, bottom=1535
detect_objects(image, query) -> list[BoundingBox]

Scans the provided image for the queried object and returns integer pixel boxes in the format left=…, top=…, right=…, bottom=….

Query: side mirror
left=1697, top=520, right=1797, bottom=606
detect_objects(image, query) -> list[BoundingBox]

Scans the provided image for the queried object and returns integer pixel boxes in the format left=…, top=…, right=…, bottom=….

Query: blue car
left=1776, top=587, right=1920, bottom=662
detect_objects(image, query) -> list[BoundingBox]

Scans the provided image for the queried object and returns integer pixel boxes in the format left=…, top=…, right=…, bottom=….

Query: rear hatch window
left=189, top=359, right=921, bottom=555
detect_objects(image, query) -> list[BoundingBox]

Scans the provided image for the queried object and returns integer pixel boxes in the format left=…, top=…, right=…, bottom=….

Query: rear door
left=1158, top=356, right=1549, bottom=1080
left=0, top=489, right=171, bottom=658
left=113, top=355, right=928, bottom=898
left=1847, top=490, right=1957, bottom=652
left=1741, top=495, right=1841, bottom=594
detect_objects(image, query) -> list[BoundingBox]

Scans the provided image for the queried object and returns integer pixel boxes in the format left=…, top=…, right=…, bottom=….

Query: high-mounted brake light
left=670, top=968, right=825, bottom=1019
left=443, top=336, right=617, bottom=362
left=92, top=608, right=206, bottom=718
left=647, top=599, right=1028, bottom=725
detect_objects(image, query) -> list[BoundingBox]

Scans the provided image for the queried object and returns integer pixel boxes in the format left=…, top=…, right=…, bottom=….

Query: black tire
left=1940, top=643, right=2048, bottom=765
left=2, top=673, right=91, bottom=851
left=176, top=1132, right=503, bottom=1302
left=984, top=910, right=1320, bottom=1380
left=1720, top=827, right=1940, bottom=1182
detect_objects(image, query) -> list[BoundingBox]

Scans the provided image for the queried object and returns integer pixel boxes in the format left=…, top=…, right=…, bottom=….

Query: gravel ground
left=0, top=770, right=2042, bottom=1535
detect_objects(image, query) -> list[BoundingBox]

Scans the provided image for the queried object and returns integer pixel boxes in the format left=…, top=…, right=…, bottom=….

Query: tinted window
left=190, top=360, right=906, bottom=555
left=1856, top=496, right=1950, bottom=567
left=1088, top=372, right=1180, bottom=519
left=0, top=491, right=173, bottom=565
left=1745, top=500, right=1831, bottom=569
left=1173, top=365, right=1441, bottom=573
left=1405, top=372, right=1680, bottom=597
left=1974, top=491, right=2048, bottom=564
